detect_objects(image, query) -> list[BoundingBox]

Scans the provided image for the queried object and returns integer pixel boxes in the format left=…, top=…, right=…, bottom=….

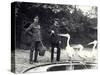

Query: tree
left=14, top=2, right=97, bottom=49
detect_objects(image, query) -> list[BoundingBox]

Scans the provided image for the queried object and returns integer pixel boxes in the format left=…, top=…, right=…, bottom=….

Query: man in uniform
left=26, top=16, right=41, bottom=64
left=50, top=19, right=61, bottom=62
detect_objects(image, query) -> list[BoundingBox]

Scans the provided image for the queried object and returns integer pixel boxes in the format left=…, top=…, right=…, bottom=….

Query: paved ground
left=14, top=48, right=97, bottom=73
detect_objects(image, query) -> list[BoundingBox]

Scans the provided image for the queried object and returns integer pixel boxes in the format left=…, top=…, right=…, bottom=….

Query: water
left=24, top=62, right=97, bottom=73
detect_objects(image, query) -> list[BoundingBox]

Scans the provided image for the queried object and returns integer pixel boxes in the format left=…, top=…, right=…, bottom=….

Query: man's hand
left=59, top=41, right=61, bottom=44
left=50, top=30, right=55, bottom=35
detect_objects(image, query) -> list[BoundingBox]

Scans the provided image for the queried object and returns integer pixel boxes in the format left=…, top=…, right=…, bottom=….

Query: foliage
left=14, top=2, right=97, bottom=49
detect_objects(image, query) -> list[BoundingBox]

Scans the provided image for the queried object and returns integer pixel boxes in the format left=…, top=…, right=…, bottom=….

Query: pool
left=23, top=62, right=97, bottom=73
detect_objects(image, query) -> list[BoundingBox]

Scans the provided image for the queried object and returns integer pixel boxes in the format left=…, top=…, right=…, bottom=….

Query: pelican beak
left=87, top=41, right=94, bottom=45
left=58, top=34, right=65, bottom=36
left=57, top=34, right=69, bottom=37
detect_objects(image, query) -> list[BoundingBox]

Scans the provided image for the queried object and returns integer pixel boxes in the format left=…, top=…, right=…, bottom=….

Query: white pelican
left=85, top=40, right=97, bottom=61
left=58, top=33, right=75, bottom=62
left=75, top=44, right=88, bottom=62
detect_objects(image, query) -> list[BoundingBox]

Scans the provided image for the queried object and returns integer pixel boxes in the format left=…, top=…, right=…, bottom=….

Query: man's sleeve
left=25, top=24, right=33, bottom=32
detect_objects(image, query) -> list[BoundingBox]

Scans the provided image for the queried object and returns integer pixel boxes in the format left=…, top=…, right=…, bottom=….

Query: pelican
left=85, top=40, right=97, bottom=61
left=74, top=44, right=89, bottom=68
left=58, top=33, right=75, bottom=62
left=75, top=44, right=87, bottom=62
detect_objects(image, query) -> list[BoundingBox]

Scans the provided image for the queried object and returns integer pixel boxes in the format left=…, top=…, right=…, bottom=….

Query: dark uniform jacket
left=50, top=25, right=60, bottom=44
left=26, top=22, right=41, bottom=41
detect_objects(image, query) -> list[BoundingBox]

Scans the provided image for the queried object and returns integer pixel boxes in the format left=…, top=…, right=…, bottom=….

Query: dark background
left=13, top=2, right=97, bottom=50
